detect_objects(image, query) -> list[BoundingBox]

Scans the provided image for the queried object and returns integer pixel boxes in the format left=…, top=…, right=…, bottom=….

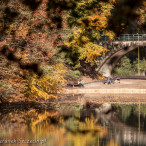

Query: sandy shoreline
left=61, top=79, right=146, bottom=104
left=64, top=79, right=146, bottom=94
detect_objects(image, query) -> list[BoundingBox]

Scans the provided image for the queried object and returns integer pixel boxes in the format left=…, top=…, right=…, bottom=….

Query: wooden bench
left=67, top=83, right=84, bottom=88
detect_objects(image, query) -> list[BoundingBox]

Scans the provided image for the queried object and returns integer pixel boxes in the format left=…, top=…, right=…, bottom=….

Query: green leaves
left=134, top=58, right=146, bottom=72
left=113, top=56, right=135, bottom=76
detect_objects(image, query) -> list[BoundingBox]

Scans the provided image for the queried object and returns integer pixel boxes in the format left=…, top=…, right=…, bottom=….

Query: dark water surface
left=0, top=98, right=146, bottom=146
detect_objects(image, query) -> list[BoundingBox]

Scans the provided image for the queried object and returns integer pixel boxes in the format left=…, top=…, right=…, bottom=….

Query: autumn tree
left=0, top=0, right=145, bottom=102
left=56, top=0, right=116, bottom=72
left=0, top=0, right=68, bottom=102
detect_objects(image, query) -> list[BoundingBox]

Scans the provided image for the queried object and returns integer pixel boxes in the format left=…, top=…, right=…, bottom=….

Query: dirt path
left=64, top=79, right=146, bottom=95
left=83, top=79, right=146, bottom=89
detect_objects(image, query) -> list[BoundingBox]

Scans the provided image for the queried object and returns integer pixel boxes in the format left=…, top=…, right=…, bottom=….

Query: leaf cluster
left=25, top=63, right=67, bottom=101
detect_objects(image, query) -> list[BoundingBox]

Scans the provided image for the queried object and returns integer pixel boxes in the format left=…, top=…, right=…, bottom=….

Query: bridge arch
left=96, top=35, right=146, bottom=77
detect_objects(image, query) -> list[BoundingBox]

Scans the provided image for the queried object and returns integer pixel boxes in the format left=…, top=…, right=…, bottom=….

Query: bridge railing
left=101, top=34, right=146, bottom=41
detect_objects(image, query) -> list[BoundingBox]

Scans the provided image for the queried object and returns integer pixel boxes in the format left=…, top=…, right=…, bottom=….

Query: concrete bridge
left=96, top=34, right=146, bottom=77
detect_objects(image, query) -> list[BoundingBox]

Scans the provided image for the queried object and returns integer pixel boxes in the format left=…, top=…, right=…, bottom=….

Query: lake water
left=0, top=96, right=146, bottom=146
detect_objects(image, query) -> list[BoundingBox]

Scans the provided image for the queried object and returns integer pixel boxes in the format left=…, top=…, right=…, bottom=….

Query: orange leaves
left=136, top=1, right=146, bottom=25
left=103, top=30, right=115, bottom=40
left=80, top=1, right=114, bottom=31
left=86, top=14, right=108, bottom=30
left=5, top=23, right=17, bottom=35
left=16, top=22, right=30, bottom=39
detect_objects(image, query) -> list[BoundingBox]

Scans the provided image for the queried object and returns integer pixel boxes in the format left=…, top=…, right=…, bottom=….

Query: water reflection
left=0, top=102, right=146, bottom=146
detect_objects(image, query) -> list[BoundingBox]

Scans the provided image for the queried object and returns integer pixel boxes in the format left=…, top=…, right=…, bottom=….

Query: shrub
left=112, top=56, right=135, bottom=76
left=25, top=63, right=67, bottom=101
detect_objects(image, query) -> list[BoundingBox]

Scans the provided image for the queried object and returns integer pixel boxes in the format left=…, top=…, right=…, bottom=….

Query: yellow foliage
left=109, top=0, right=116, bottom=4
left=25, top=63, right=67, bottom=101
left=79, top=115, right=107, bottom=136
left=65, top=28, right=85, bottom=47
left=81, top=36, right=89, bottom=43
left=65, top=28, right=109, bottom=66
left=80, top=2, right=114, bottom=30
left=97, top=74, right=106, bottom=80
left=79, top=42, right=108, bottom=66
left=24, top=109, right=59, bottom=137
left=66, top=115, right=107, bottom=146
left=65, top=0, right=115, bottom=67
left=106, top=139, right=120, bottom=146
left=103, top=30, right=116, bottom=40
left=31, top=111, right=59, bottom=127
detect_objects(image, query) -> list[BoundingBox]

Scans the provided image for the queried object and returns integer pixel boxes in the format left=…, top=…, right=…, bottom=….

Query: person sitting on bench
left=107, top=76, right=112, bottom=84
left=78, top=80, right=83, bottom=87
